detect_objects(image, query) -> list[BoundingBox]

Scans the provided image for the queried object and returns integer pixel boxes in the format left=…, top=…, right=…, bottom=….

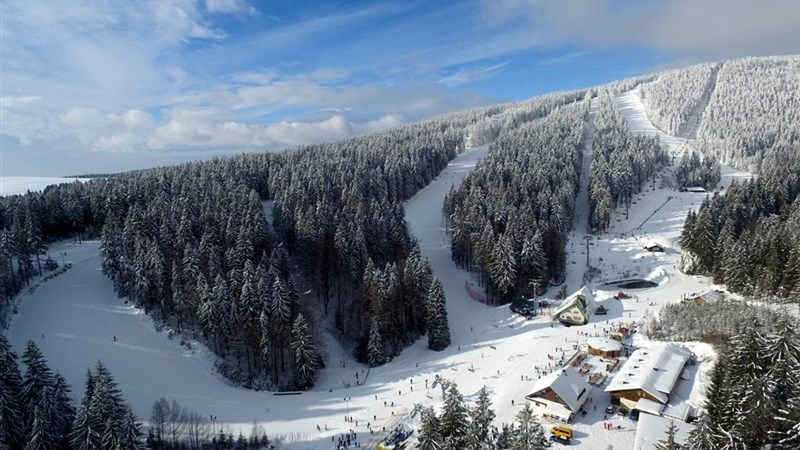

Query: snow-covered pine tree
left=25, top=403, right=55, bottom=450
left=367, top=318, right=385, bottom=367
left=654, top=420, right=680, bottom=450
left=426, top=278, right=450, bottom=351
left=439, top=383, right=468, bottom=447
left=71, top=362, right=141, bottom=450
left=20, top=341, right=54, bottom=431
left=683, top=414, right=716, bottom=450
left=0, top=336, right=25, bottom=450
left=119, top=409, right=144, bottom=450
left=416, top=407, right=443, bottom=450
left=490, top=234, right=517, bottom=299
left=508, top=403, right=549, bottom=450
left=466, top=386, right=495, bottom=450
left=290, top=313, right=320, bottom=389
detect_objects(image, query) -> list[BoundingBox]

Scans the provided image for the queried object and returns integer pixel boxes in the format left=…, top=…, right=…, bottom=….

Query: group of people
left=332, top=429, right=361, bottom=449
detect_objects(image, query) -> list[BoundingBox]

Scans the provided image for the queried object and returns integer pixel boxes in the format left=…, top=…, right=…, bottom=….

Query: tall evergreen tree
left=0, top=336, right=25, bottom=450
left=20, top=341, right=53, bottom=431
left=70, top=362, right=141, bottom=450
left=367, top=318, right=385, bottom=367
left=508, top=403, right=549, bottom=450
left=290, top=314, right=320, bottom=390
left=655, top=421, right=681, bottom=450
left=416, top=407, right=443, bottom=450
left=466, top=386, right=495, bottom=450
left=439, top=383, right=468, bottom=448
left=426, top=278, right=450, bottom=351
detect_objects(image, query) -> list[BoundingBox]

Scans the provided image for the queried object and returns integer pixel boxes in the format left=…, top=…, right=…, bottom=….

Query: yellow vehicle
left=551, top=426, right=573, bottom=439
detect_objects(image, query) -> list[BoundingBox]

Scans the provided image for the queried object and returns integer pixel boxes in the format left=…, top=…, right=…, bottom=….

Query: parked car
left=549, top=435, right=571, bottom=445
left=605, top=404, right=617, bottom=414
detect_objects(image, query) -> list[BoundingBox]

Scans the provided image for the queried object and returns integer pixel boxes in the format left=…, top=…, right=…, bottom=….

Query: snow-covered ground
left=0, top=176, right=90, bottom=196
left=4, top=87, right=754, bottom=449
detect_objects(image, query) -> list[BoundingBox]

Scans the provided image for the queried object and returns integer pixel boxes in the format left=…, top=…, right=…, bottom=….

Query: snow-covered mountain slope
left=4, top=69, right=768, bottom=449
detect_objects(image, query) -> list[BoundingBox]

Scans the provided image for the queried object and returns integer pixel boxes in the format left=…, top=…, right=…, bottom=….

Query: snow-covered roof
left=662, top=399, right=692, bottom=423
left=634, top=398, right=664, bottom=416
left=587, top=337, right=623, bottom=352
left=528, top=397, right=575, bottom=422
left=553, top=286, right=595, bottom=318
left=633, top=413, right=695, bottom=450
left=605, top=344, right=691, bottom=403
left=526, top=366, right=592, bottom=413
left=693, top=290, right=722, bottom=303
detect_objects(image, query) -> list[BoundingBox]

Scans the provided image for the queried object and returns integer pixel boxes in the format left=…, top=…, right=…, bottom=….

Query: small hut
left=689, top=290, right=722, bottom=305
left=587, top=337, right=623, bottom=358
left=644, top=244, right=665, bottom=253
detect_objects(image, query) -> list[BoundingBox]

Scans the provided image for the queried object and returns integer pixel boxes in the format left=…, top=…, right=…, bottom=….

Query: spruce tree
left=25, top=404, right=54, bottom=450
left=439, top=383, right=468, bottom=447
left=52, top=373, right=76, bottom=449
left=367, top=318, right=385, bottom=367
left=426, top=278, right=450, bottom=351
left=416, top=407, right=443, bottom=450
left=20, top=341, right=53, bottom=430
left=71, top=362, right=141, bottom=450
left=290, top=314, right=320, bottom=389
left=508, top=403, right=549, bottom=450
left=0, top=336, right=25, bottom=450
left=655, top=421, right=680, bottom=450
left=466, top=386, right=495, bottom=450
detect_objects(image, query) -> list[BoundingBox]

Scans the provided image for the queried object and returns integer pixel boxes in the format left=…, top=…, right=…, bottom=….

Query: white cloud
left=438, top=61, right=511, bottom=87
left=205, top=0, right=257, bottom=15
left=479, top=0, right=800, bottom=60
left=89, top=110, right=406, bottom=151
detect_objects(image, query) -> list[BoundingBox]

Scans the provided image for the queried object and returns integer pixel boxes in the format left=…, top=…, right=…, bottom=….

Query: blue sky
left=1, top=0, right=798, bottom=175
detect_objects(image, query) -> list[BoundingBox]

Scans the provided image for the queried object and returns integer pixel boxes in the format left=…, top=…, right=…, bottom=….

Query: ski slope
left=4, top=87, right=752, bottom=449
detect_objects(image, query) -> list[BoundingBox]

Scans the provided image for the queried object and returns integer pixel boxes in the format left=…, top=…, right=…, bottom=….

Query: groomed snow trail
left=677, top=64, right=721, bottom=140
left=403, top=145, right=494, bottom=337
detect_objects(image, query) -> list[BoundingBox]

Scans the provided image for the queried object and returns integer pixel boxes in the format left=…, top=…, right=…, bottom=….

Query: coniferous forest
left=677, top=57, right=800, bottom=302
left=639, top=62, right=720, bottom=135
left=444, top=99, right=588, bottom=302
left=685, top=324, right=800, bottom=449
left=588, top=90, right=669, bottom=232
left=0, top=88, right=590, bottom=390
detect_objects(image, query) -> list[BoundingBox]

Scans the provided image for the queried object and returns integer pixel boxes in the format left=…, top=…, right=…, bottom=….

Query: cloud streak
left=480, top=0, right=800, bottom=60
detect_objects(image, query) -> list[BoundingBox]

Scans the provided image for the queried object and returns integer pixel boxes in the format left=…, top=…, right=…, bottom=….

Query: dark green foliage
left=0, top=336, right=25, bottom=450
left=686, top=325, right=800, bottom=449
left=426, top=278, right=450, bottom=351
left=70, top=362, right=142, bottom=450
left=508, top=403, right=550, bottom=450
left=589, top=90, right=669, bottom=233
left=655, top=421, right=681, bottom=450
left=680, top=174, right=800, bottom=301
left=466, top=387, right=495, bottom=450
left=416, top=407, right=443, bottom=450
left=439, top=384, right=468, bottom=447
left=444, top=101, right=588, bottom=302
left=674, top=150, right=720, bottom=190
left=290, top=314, right=320, bottom=389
